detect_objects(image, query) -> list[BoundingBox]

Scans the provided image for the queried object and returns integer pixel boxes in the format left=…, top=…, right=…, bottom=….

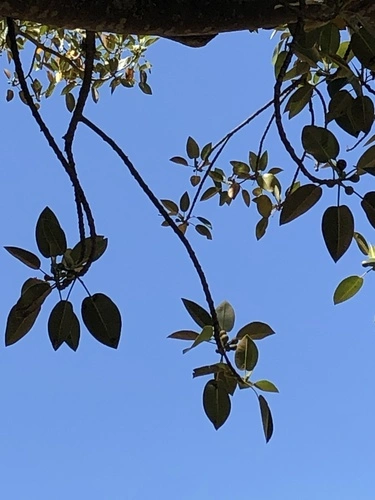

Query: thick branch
left=1, top=1, right=374, bottom=38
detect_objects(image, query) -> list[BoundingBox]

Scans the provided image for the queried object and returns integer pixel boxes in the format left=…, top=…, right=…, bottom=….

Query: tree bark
left=0, top=1, right=374, bottom=38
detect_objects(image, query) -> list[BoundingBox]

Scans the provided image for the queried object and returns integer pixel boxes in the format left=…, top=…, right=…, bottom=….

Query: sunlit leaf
left=333, top=276, right=363, bottom=305
left=193, top=363, right=228, bottom=378
left=160, top=199, right=179, bottom=214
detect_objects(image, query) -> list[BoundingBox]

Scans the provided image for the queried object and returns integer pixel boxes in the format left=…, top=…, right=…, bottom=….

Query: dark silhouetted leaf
left=181, top=298, right=212, bottom=328
left=201, top=142, right=212, bottom=161
left=353, top=232, right=369, bottom=256
left=351, top=28, right=375, bottom=71
left=236, top=321, right=275, bottom=340
left=302, top=125, right=339, bottom=162
left=361, top=192, right=375, bottom=229
left=285, top=84, right=313, bottom=119
left=195, top=225, right=212, bottom=240
left=35, top=207, right=67, bottom=258
left=235, top=335, right=259, bottom=371
left=186, top=136, right=199, bottom=159
left=216, top=301, right=235, bottom=332
left=183, top=325, right=213, bottom=354
left=217, top=371, right=237, bottom=396
left=160, top=199, right=179, bottom=214
left=5, top=304, right=41, bottom=346
left=65, top=92, right=75, bottom=112
left=203, top=379, right=231, bottom=430
left=81, top=293, right=121, bottom=348
left=193, top=363, right=228, bottom=378
left=17, top=279, right=51, bottom=313
left=357, top=146, right=375, bottom=175
left=70, top=236, right=108, bottom=267
left=319, top=22, right=340, bottom=54
left=259, top=395, right=273, bottom=442
left=168, top=330, right=199, bottom=341
left=333, top=276, right=364, bottom=304
left=48, top=300, right=80, bottom=351
left=4, top=246, right=41, bottom=269
left=170, top=156, right=189, bottom=166
left=196, top=217, right=212, bottom=229
left=180, top=191, right=190, bottom=212
left=322, top=205, right=354, bottom=261
left=351, top=96, right=374, bottom=134
left=254, top=380, right=279, bottom=393
left=280, top=184, right=322, bottom=225
left=200, top=187, right=220, bottom=201
left=242, top=189, right=251, bottom=207
left=255, top=217, right=268, bottom=240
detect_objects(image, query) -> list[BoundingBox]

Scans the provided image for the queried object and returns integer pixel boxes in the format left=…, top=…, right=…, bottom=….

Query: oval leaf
left=48, top=300, right=80, bottom=351
left=302, top=125, right=339, bottom=162
left=236, top=321, right=275, bottom=340
left=361, top=192, right=375, bottom=229
left=215, top=300, right=235, bottom=332
left=5, top=304, right=41, bottom=346
left=353, top=232, right=369, bottom=256
left=322, top=205, right=354, bottom=262
left=235, top=335, right=259, bottom=371
left=280, top=184, right=322, bottom=225
left=167, top=330, right=199, bottom=341
left=4, top=246, right=41, bottom=269
left=179, top=191, right=190, bottom=212
left=259, top=395, right=274, bottom=443
left=181, top=298, right=212, bottom=328
left=256, top=217, right=268, bottom=240
left=186, top=136, right=199, bottom=159
left=254, top=380, right=279, bottom=393
left=35, top=207, right=67, bottom=258
left=81, top=293, right=121, bottom=348
left=333, top=275, right=364, bottom=305
left=203, top=379, right=231, bottom=430
left=70, top=236, right=108, bottom=267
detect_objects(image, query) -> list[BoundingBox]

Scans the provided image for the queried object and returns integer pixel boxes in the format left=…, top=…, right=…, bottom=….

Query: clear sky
left=0, top=29, right=374, bottom=500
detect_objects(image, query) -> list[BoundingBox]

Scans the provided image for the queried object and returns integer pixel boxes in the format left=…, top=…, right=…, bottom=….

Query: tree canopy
left=1, top=0, right=375, bottom=440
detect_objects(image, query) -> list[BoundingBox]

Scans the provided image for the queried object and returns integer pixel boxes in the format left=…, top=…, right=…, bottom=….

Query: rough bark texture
left=0, top=1, right=374, bottom=37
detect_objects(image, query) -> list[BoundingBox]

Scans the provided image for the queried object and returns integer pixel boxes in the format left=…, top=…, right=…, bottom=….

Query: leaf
left=351, top=28, right=375, bottom=71
left=193, top=363, right=229, bottom=378
left=17, top=279, right=51, bottom=313
left=48, top=300, right=80, bottom=351
left=179, top=191, right=190, bottom=212
left=182, top=325, right=213, bottom=354
left=186, top=137, right=199, bottom=159
left=280, top=184, right=322, bottom=225
left=5, top=304, right=41, bottom=346
left=181, top=298, right=212, bottom=328
left=322, top=205, right=354, bottom=262
left=215, top=301, right=235, bottom=332
left=302, top=125, right=339, bottom=162
left=235, top=335, right=259, bottom=371
left=201, top=142, right=212, bottom=161
left=196, top=217, right=212, bottom=229
left=242, top=189, right=251, bottom=207
left=255, top=217, right=268, bottom=240
left=35, top=207, right=67, bottom=258
left=285, top=84, right=313, bottom=119
left=254, top=380, right=279, bottom=393
left=357, top=146, right=375, bottom=175
left=70, top=236, right=108, bottom=267
left=139, top=82, right=152, bottom=94
left=351, top=96, right=374, bottom=135
left=195, top=225, right=212, bottom=240
left=258, top=395, right=274, bottom=443
left=254, top=195, right=272, bottom=218
left=236, top=321, right=275, bottom=340
left=203, top=379, right=231, bottom=430
left=167, top=330, right=199, bottom=341
left=353, top=232, right=369, bottom=256
left=65, top=92, right=75, bottom=112
left=361, top=192, right=375, bottom=229
left=333, top=276, right=364, bottom=305
left=170, top=156, right=189, bottom=166
left=319, top=22, right=340, bottom=54
left=81, top=293, right=121, bottom=348
left=200, top=187, right=220, bottom=201
left=160, top=199, right=179, bottom=215
left=4, top=246, right=41, bottom=269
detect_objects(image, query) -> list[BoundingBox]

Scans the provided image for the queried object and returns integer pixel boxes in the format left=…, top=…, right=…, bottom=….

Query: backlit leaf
left=255, top=217, right=268, bottom=240
left=333, top=276, right=363, bottom=304
left=235, top=335, right=259, bottom=371
left=160, top=199, right=179, bottom=214
left=216, top=301, right=235, bottom=332
left=179, top=191, right=190, bottom=212
left=353, top=232, right=369, bottom=256
left=183, top=325, right=213, bottom=354
left=254, top=380, right=279, bottom=393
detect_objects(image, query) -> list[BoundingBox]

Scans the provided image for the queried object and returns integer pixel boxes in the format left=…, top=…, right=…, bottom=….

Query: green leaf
left=48, top=300, right=80, bottom=351
left=361, top=192, right=375, bottom=229
left=203, top=379, right=231, bottom=430
left=195, top=224, right=212, bottom=239
left=285, top=84, right=313, bottom=119
left=35, top=207, right=67, bottom=258
left=254, top=380, right=279, bottom=393
left=179, top=191, right=190, bottom=212
left=216, top=301, right=235, bottom=332
left=5, top=303, right=41, bottom=346
left=193, top=363, right=229, bottom=378
left=186, top=136, right=199, bottom=159
left=353, top=232, right=370, bottom=256
left=258, top=395, right=273, bottom=443
left=70, top=236, right=108, bottom=267
left=201, top=142, right=212, bottom=161
left=254, top=195, right=272, bottom=218
left=302, top=125, right=339, bottom=162
left=200, top=187, right=220, bottom=201
left=4, top=246, right=41, bottom=269
left=321, top=205, right=354, bottom=262
left=333, top=276, right=363, bottom=305
left=235, top=335, right=259, bottom=371
left=357, top=146, right=375, bottom=175
left=236, top=321, right=275, bottom=340
left=242, top=189, right=251, bottom=207
left=170, top=156, right=189, bottom=166
left=183, top=325, right=213, bottom=354
left=181, top=298, right=212, bottom=328
left=139, top=82, right=152, bottom=95
left=81, top=293, right=122, bottom=348
left=217, top=371, right=237, bottom=396
left=65, top=92, right=75, bottom=112
left=167, top=330, right=199, bottom=341
left=319, top=22, right=340, bottom=54
left=160, top=199, right=179, bottom=215
left=280, top=184, right=322, bottom=225
left=255, top=217, right=268, bottom=240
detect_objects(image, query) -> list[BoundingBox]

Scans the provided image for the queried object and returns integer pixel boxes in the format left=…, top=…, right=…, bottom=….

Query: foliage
left=2, top=3, right=375, bottom=439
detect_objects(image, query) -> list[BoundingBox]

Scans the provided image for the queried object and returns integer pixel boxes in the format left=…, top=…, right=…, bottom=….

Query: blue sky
left=0, top=29, right=375, bottom=499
